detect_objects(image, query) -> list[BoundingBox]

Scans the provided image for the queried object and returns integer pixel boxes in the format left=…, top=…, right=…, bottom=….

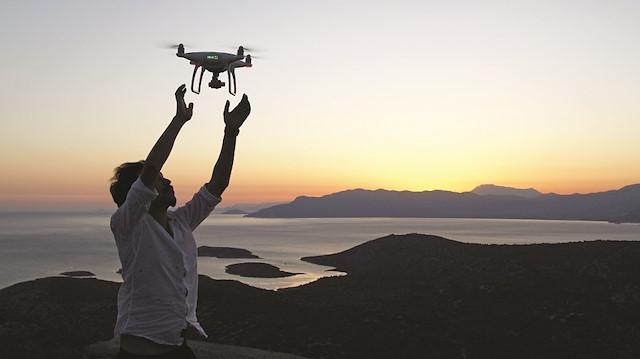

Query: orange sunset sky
left=1, top=1, right=639, bottom=211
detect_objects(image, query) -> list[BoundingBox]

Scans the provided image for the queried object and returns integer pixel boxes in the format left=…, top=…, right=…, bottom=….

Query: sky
left=1, top=0, right=639, bottom=211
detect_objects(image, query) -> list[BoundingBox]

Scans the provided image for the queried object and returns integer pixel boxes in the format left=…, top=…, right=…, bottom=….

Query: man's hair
left=110, top=161, right=145, bottom=207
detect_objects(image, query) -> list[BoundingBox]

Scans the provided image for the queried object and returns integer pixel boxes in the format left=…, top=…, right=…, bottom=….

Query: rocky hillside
left=2, top=234, right=640, bottom=358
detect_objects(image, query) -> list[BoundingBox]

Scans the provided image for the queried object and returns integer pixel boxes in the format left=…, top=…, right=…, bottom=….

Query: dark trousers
left=116, top=340, right=197, bottom=359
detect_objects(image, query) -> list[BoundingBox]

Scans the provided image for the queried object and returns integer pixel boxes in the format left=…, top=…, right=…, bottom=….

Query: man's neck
left=148, top=205, right=171, bottom=235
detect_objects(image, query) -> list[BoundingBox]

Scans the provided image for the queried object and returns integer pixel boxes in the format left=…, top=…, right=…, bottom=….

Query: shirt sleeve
left=110, top=177, right=159, bottom=238
left=172, top=184, right=221, bottom=231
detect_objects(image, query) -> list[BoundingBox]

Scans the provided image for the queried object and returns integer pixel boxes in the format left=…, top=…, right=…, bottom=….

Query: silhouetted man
left=109, top=84, right=250, bottom=358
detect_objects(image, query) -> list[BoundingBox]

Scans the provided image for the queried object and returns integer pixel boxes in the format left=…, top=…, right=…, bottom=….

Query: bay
left=0, top=212, right=638, bottom=290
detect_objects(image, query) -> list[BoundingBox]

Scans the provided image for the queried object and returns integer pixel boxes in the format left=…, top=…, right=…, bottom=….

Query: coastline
left=2, top=234, right=639, bottom=358
left=3, top=213, right=639, bottom=291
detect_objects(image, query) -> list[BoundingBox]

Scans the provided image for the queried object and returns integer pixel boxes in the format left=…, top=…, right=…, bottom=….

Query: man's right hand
left=175, top=84, right=194, bottom=122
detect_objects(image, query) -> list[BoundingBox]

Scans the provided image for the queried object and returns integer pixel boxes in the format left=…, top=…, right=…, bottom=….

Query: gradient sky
left=1, top=0, right=639, bottom=211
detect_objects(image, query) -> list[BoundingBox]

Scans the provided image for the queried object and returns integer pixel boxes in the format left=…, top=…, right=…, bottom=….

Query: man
left=109, top=84, right=250, bottom=358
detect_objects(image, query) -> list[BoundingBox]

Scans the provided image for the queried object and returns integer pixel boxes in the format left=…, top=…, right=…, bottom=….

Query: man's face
left=152, top=173, right=176, bottom=207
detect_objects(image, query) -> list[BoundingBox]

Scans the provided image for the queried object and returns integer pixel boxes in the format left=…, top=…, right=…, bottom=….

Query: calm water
left=0, top=212, right=638, bottom=290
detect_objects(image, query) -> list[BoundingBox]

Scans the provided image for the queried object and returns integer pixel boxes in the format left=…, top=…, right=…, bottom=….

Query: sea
left=1, top=211, right=638, bottom=290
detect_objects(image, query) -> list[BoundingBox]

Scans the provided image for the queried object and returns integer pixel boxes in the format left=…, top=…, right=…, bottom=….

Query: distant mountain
left=472, top=184, right=542, bottom=198
left=246, top=184, right=640, bottom=222
left=222, top=209, right=249, bottom=215
left=610, top=205, right=640, bottom=223
left=218, top=202, right=286, bottom=214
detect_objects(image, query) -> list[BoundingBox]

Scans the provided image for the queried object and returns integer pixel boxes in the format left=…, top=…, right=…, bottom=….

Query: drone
left=174, top=44, right=252, bottom=95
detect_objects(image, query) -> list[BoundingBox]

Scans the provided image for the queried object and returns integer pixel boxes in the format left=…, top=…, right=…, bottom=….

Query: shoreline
left=3, top=226, right=639, bottom=292
left=2, top=234, right=640, bottom=358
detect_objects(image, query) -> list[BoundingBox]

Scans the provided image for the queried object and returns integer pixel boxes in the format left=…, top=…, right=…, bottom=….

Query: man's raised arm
left=140, top=84, right=194, bottom=188
left=206, top=94, right=251, bottom=198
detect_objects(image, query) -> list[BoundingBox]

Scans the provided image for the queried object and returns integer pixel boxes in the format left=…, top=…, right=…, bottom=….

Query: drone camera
left=209, top=78, right=225, bottom=89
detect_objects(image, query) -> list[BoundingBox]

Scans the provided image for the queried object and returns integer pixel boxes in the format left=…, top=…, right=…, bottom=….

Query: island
left=225, top=262, right=300, bottom=278
left=197, top=246, right=260, bottom=259
left=59, top=271, right=96, bottom=278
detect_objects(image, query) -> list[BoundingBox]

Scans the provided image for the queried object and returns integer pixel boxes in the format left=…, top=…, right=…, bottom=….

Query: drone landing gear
left=208, top=73, right=225, bottom=89
left=190, top=66, right=234, bottom=95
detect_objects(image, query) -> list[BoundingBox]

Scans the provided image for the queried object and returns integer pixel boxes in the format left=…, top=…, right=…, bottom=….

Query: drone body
left=176, top=44, right=252, bottom=95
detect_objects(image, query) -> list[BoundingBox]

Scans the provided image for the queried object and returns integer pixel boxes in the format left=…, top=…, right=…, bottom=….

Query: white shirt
left=111, top=178, right=221, bottom=345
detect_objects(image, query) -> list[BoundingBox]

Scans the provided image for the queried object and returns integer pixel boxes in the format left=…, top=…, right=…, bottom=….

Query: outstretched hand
left=224, top=94, right=251, bottom=130
left=174, top=84, right=194, bottom=122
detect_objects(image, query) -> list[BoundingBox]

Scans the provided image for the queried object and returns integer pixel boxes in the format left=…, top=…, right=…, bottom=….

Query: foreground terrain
left=1, top=234, right=639, bottom=358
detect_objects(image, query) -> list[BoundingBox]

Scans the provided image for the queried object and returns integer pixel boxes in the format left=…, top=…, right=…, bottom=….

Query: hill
left=247, top=184, right=640, bottom=222
left=2, top=234, right=640, bottom=358
left=471, top=184, right=542, bottom=198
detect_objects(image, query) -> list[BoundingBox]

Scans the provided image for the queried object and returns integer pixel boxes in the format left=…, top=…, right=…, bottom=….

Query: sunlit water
left=1, top=212, right=638, bottom=290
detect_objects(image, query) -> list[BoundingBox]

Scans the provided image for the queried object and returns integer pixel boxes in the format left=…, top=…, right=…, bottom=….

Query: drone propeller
left=228, top=45, right=257, bottom=50
left=240, top=46, right=259, bottom=53
left=158, top=42, right=195, bottom=49
left=228, top=45, right=262, bottom=54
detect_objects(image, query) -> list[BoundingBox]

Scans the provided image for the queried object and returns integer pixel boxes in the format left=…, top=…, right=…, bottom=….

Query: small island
left=225, top=262, right=299, bottom=278
left=59, top=271, right=95, bottom=278
left=197, top=246, right=259, bottom=259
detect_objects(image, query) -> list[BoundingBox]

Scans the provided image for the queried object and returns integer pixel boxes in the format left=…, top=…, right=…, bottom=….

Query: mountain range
left=246, top=184, right=640, bottom=222
left=219, top=202, right=286, bottom=214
